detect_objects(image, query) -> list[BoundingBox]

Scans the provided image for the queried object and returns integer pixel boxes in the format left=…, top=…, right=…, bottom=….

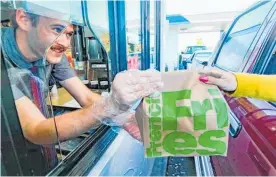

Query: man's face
left=28, top=16, right=74, bottom=64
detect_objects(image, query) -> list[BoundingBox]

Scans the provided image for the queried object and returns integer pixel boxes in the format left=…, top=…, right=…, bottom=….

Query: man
left=1, top=8, right=162, bottom=170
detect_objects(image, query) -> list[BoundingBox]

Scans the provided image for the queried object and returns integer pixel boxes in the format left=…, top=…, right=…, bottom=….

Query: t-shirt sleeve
left=52, top=55, right=76, bottom=82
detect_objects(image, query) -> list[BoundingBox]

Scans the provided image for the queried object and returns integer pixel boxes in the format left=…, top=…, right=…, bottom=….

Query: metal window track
left=194, top=156, right=214, bottom=177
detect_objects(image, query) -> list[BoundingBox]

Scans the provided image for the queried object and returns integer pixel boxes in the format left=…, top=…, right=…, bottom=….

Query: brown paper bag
left=135, top=70, right=229, bottom=157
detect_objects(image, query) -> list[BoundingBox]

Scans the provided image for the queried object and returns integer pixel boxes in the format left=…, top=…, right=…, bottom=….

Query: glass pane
left=263, top=12, right=276, bottom=75
left=48, top=1, right=110, bottom=166
left=264, top=48, right=276, bottom=75
left=265, top=49, right=276, bottom=106
left=85, top=0, right=111, bottom=91
left=1, top=0, right=72, bottom=174
left=215, top=1, right=273, bottom=72
left=86, top=0, right=110, bottom=54
left=126, top=0, right=141, bottom=69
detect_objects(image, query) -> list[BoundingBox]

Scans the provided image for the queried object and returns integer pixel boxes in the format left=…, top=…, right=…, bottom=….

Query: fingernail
left=199, top=76, right=208, bottom=83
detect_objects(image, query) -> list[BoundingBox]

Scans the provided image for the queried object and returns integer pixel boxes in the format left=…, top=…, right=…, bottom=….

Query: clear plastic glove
left=92, top=69, right=163, bottom=126
left=198, top=68, right=237, bottom=92
left=110, top=69, right=163, bottom=111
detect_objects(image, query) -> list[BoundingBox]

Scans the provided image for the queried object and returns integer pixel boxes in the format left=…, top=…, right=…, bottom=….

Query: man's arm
left=16, top=96, right=102, bottom=145
left=51, top=55, right=102, bottom=107
left=60, top=77, right=102, bottom=107
left=16, top=70, right=163, bottom=145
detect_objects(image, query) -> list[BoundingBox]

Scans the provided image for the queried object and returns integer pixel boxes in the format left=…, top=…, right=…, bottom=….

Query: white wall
left=164, top=26, right=179, bottom=69
left=178, top=32, right=221, bottom=52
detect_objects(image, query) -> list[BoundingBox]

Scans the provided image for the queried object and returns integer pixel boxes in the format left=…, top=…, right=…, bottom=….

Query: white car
left=188, top=50, right=212, bottom=69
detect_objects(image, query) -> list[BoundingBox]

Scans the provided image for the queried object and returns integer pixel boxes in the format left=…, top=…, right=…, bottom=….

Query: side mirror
left=202, top=61, right=208, bottom=66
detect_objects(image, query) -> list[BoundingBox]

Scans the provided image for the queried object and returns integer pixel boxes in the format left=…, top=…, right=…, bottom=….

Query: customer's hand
left=198, top=68, right=237, bottom=92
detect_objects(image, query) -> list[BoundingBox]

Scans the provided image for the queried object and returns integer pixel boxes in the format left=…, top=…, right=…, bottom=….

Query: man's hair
left=10, top=10, right=39, bottom=28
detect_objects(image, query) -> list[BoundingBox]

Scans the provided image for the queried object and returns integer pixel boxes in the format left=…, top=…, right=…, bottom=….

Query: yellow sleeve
left=231, top=73, right=276, bottom=102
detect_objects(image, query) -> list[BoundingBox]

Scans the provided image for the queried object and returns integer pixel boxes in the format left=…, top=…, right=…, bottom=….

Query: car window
left=264, top=50, right=276, bottom=75
left=185, top=47, right=193, bottom=54
left=185, top=46, right=207, bottom=54
left=192, top=46, right=207, bottom=53
left=264, top=48, right=276, bottom=106
left=215, top=1, right=273, bottom=72
left=194, top=52, right=212, bottom=62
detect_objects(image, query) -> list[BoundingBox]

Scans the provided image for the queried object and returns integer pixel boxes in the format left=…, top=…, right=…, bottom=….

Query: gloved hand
left=198, top=68, right=237, bottom=92
left=110, top=69, right=163, bottom=112
left=93, top=69, right=163, bottom=126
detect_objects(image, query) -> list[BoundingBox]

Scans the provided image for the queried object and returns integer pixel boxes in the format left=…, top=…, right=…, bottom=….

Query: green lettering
left=149, top=117, right=161, bottom=127
left=149, top=117, right=162, bottom=141
left=145, top=97, right=160, bottom=104
left=162, top=90, right=192, bottom=130
left=146, top=142, right=162, bottom=157
left=163, top=131, right=197, bottom=155
left=149, top=104, right=161, bottom=117
left=213, top=98, right=228, bottom=128
left=196, top=130, right=226, bottom=155
left=191, top=99, right=212, bottom=130
left=150, top=128, right=162, bottom=142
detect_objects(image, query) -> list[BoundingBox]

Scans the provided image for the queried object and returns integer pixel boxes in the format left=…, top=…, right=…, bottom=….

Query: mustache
left=50, top=44, right=67, bottom=53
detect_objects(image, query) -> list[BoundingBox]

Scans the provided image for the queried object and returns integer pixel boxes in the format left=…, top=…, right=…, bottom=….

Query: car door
left=227, top=33, right=276, bottom=176
left=242, top=15, right=276, bottom=175
left=207, top=1, right=276, bottom=176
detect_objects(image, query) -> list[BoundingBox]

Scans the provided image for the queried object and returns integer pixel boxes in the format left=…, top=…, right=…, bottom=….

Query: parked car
left=188, top=50, right=212, bottom=69
left=181, top=45, right=207, bottom=61
left=194, top=1, right=276, bottom=176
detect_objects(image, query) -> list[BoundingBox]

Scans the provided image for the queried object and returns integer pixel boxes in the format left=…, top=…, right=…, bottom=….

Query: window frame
left=251, top=18, right=276, bottom=107
left=212, top=1, right=275, bottom=72
left=252, top=12, right=276, bottom=75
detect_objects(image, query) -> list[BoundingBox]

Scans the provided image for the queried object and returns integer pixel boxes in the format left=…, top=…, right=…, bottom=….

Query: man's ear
left=15, top=9, right=32, bottom=31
